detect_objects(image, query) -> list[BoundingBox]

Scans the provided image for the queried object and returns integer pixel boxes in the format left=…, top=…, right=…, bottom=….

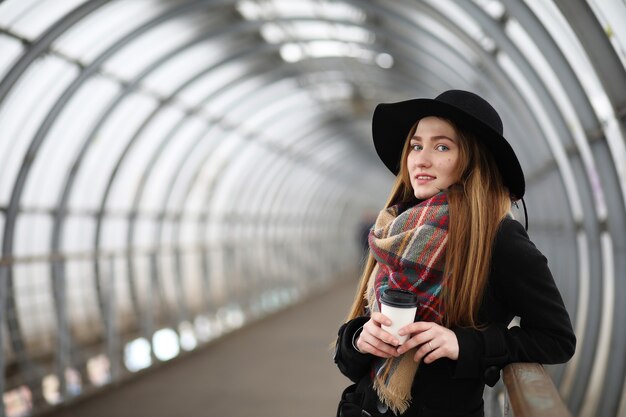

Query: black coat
left=334, top=218, right=576, bottom=417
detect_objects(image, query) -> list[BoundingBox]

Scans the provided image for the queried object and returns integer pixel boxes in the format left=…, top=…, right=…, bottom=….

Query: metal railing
left=502, top=363, right=572, bottom=417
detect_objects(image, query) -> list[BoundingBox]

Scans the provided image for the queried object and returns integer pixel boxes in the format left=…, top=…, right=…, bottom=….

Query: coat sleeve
left=333, top=316, right=374, bottom=382
left=451, top=218, right=576, bottom=386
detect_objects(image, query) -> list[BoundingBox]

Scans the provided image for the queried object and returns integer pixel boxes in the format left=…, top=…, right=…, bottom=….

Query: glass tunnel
left=0, top=0, right=625, bottom=416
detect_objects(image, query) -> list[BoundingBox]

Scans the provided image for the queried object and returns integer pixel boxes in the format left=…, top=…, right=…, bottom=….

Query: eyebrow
left=411, top=135, right=456, bottom=142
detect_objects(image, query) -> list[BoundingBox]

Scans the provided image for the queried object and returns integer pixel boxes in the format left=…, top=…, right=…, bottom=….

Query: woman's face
left=406, top=116, right=460, bottom=200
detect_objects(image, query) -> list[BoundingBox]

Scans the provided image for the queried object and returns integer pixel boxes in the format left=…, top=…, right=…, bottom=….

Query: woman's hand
left=355, top=312, right=401, bottom=359
left=396, top=321, right=459, bottom=364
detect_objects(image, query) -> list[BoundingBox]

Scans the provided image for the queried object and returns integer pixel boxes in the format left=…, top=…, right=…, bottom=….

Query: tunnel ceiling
left=0, top=1, right=625, bottom=417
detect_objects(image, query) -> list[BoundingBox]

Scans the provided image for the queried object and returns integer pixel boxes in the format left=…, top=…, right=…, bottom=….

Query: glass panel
left=0, top=34, right=23, bottom=80
left=14, top=213, right=52, bottom=257
left=222, top=77, right=302, bottom=125
left=13, top=262, right=54, bottom=356
left=107, top=106, right=186, bottom=212
left=236, top=0, right=366, bottom=23
left=100, top=217, right=128, bottom=251
left=424, top=0, right=497, bottom=53
left=177, top=59, right=252, bottom=108
left=0, top=56, right=78, bottom=206
left=62, top=215, right=95, bottom=253
left=399, top=6, right=478, bottom=62
left=240, top=86, right=315, bottom=135
left=22, top=75, right=121, bottom=208
left=170, top=125, right=225, bottom=214
left=140, top=116, right=207, bottom=213
left=505, top=18, right=607, bottom=219
left=1, top=0, right=86, bottom=40
left=472, top=0, right=505, bottom=20
left=134, top=218, right=157, bottom=248
left=53, top=0, right=171, bottom=63
left=142, top=39, right=230, bottom=97
left=102, top=16, right=208, bottom=81
left=66, top=259, right=102, bottom=345
left=587, top=0, right=626, bottom=68
left=258, top=21, right=375, bottom=44
left=524, top=0, right=626, bottom=203
left=497, top=53, right=583, bottom=222
left=68, top=93, right=158, bottom=211
left=0, top=0, right=41, bottom=27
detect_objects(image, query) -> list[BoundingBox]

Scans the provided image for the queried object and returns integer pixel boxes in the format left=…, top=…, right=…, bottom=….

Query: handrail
left=502, top=363, right=572, bottom=417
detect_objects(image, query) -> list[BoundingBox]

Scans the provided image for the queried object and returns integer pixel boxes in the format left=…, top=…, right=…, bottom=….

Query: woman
left=334, top=90, right=575, bottom=417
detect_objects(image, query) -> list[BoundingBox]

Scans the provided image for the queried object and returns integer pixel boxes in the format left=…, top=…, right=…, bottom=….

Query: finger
left=413, top=339, right=439, bottom=363
left=397, top=330, right=434, bottom=354
left=396, top=334, right=421, bottom=354
left=364, top=320, right=400, bottom=346
left=423, top=347, right=442, bottom=364
left=371, top=312, right=392, bottom=326
left=398, top=321, right=436, bottom=336
left=360, top=341, right=394, bottom=358
left=359, top=333, right=399, bottom=357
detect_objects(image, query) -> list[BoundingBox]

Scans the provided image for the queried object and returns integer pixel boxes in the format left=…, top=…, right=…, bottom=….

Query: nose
left=413, top=149, right=432, bottom=168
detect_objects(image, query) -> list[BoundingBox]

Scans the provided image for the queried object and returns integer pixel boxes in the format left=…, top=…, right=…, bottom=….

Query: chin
left=413, top=190, right=438, bottom=200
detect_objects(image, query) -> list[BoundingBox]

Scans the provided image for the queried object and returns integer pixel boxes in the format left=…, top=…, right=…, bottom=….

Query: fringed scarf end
left=373, top=378, right=412, bottom=415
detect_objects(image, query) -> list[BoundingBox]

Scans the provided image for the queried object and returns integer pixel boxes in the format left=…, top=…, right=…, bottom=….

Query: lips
left=415, top=175, right=435, bottom=181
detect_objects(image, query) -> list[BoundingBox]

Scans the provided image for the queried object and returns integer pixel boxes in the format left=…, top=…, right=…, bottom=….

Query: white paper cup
left=380, top=289, right=418, bottom=345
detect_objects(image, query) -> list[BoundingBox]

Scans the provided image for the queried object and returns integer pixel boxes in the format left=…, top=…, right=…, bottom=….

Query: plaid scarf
left=365, top=192, right=449, bottom=414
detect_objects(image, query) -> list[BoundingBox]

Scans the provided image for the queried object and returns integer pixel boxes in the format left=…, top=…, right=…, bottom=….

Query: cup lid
left=381, top=288, right=417, bottom=308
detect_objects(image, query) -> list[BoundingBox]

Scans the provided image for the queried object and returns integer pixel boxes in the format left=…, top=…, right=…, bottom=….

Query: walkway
left=44, top=278, right=358, bottom=417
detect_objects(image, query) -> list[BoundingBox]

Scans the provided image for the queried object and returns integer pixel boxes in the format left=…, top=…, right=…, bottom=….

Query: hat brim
left=372, top=98, right=525, bottom=199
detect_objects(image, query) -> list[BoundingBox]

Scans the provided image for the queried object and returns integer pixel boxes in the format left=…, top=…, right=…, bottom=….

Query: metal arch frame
left=0, top=0, right=110, bottom=105
left=119, top=58, right=372, bottom=330
left=455, top=4, right=619, bottom=417
left=80, top=4, right=472, bottom=358
left=0, top=0, right=502, bottom=380
left=1, top=0, right=502, bottom=352
left=358, top=0, right=583, bottom=285
left=380, top=0, right=587, bottom=390
left=43, top=10, right=436, bottom=333
left=0, top=0, right=112, bottom=408
left=500, top=1, right=626, bottom=413
left=158, top=70, right=394, bottom=312
left=461, top=3, right=601, bottom=414
left=117, top=52, right=442, bottom=332
left=552, top=1, right=626, bottom=414
left=47, top=32, right=276, bottom=357
left=553, top=0, right=626, bottom=123
left=55, top=21, right=276, bottom=324
left=213, top=127, right=361, bottom=300
left=54, top=0, right=536, bottom=358
left=0, top=1, right=620, bottom=414
left=376, top=3, right=620, bottom=416
left=0, top=6, right=387, bottom=405
left=0, top=0, right=232, bottom=404
left=142, top=60, right=299, bottom=326
left=457, top=0, right=595, bottom=390
left=93, top=46, right=285, bottom=333
left=348, top=1, right=566, bottom=198
left=160, top=79, right=373, bottom=309
left=348, top=0, right=592, bottom=410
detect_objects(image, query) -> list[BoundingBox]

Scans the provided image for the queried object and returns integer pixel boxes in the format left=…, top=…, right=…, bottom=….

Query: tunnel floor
left=42, top=277, right=358, bottom=417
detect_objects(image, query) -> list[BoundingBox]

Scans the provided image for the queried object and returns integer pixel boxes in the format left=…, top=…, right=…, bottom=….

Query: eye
left=435, top=144, right=450, bottom=152
left=410, top=143, right=422, bottom=151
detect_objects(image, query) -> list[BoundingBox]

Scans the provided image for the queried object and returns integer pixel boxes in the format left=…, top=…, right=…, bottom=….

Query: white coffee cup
left=380, top=288, right=418, bottom=345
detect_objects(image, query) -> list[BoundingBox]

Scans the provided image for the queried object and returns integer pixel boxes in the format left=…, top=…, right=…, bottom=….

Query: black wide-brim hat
left=372, top=89, right=525, bottom=200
